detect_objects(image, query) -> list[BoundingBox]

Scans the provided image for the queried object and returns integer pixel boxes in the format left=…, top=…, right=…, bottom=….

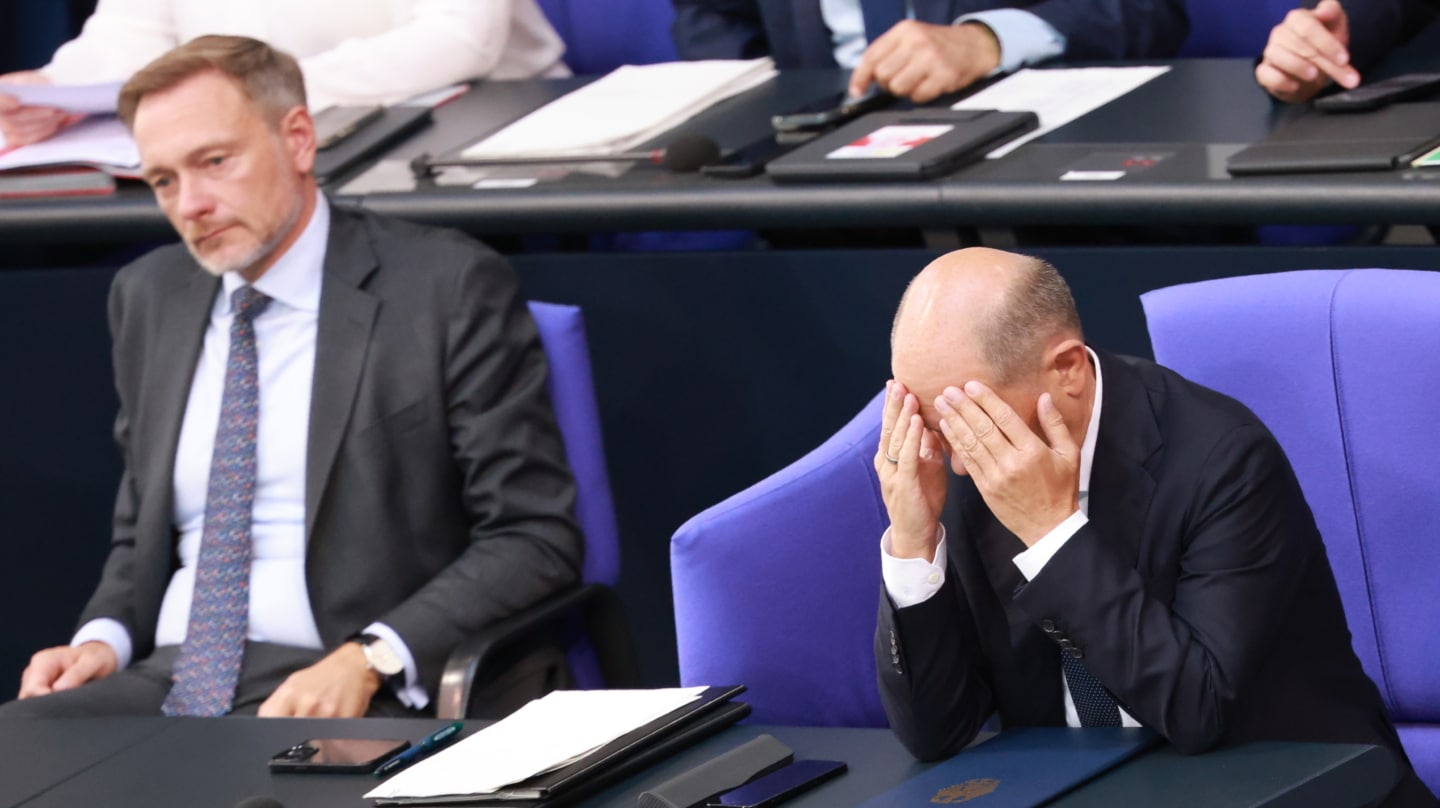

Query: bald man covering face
left=874, top=249, right=1433, bottom=806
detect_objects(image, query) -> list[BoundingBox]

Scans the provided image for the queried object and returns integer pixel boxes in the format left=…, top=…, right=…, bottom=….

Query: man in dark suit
left=1, top=36, right=581, bottom=719
left=672, top=0, right=1187, bottom=102
left=873, top=249, right=1434, bottom=805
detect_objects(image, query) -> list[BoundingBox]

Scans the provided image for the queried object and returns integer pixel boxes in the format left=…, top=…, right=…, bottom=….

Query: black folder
left=314, top=105, right=432, bottom=186
left=1227, top=101, right=1440, bottom=175
left=371, top=685, right=749, bottom=806
left=765, top=108, right=1038, bottom=182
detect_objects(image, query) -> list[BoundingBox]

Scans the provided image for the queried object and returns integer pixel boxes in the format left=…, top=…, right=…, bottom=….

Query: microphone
left=234, top=797, right=285, bottom=808
left=409, top=134, right=721, bottom=178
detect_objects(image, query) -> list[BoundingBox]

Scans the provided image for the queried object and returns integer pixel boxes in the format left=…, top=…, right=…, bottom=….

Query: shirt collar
left=1078, top=346, right=1103, bottom=496
left=219, top=190, right=329, bottom=315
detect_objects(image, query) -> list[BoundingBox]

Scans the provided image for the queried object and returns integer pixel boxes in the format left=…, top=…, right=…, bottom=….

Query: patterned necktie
left=1061, top=649, right=1121, bottom=726
left=162, top=286, right=271, bottom=717
left=861, top=0, right=907, bottom=41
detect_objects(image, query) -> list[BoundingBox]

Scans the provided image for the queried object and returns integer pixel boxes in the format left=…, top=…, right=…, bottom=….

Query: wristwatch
left=353, top=633, right=405, bottom=682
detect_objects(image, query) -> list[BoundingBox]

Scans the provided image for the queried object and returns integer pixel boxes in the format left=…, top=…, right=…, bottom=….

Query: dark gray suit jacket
left=81, top=204, right=583, bottom=698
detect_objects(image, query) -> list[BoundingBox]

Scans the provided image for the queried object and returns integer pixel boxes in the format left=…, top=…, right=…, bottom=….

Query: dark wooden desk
left=6, top=54, right=1440, bottom=244
left=3, top=718, right=1395, bottom=807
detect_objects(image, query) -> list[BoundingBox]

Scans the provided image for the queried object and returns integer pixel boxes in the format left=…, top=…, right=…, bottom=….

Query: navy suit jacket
left=671, top=0, right=1189, bottom=69
left=874, top=351, right=1433, bottom=806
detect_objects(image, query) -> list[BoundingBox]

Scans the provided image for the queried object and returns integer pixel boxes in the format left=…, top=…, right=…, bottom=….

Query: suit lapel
left=304, top=208, right=378, bottom=540
left=1085, top=352, right=1162, bottom=569
left=138, top=267, right=219, bottom=539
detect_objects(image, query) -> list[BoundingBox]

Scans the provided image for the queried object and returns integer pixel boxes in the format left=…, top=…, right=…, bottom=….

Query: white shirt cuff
left=1013, top=510, right=1088, bottom=581
left=364, top=622, right=429, bottom=710
left=71, top=618, right=133, bottom=670
left=956, top=9, right=1067, bottom=75
left=880, top=525, right=948, bottom=608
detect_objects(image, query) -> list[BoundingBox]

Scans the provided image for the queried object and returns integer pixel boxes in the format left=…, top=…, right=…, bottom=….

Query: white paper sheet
left=0, top=116, right=140, bottom=175
left=365, top=687, right=707, bottom=801
left=0, top=80, right=123, bottom=115
left=461, top=59, right=776, bottom=159
left=952, top=66, right=1171, bottom=159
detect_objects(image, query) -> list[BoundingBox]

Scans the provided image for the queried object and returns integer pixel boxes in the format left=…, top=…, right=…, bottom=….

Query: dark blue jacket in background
left=671, top=0, right=1190, bottom=68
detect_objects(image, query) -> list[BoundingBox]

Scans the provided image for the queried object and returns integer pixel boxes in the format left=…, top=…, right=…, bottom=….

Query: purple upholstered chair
left=538, top=0, right=678, bottom=75
left=1143, top=269, right=1440, bottom=797
left=437, top=302, right=639, bottom=718
left=671, top=392, right=890, bottom=727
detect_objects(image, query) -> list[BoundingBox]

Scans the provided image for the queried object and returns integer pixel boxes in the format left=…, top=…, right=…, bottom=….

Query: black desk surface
left=6, top=53, right=1440, bottom=243
left=4, top=718, right=1394, bottom=807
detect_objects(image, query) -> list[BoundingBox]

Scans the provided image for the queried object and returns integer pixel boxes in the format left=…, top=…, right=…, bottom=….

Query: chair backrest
left=671, top=391, right=890, bottom=727
left=538, top=0, right=678, bottom=75
left=1177, top=0, right=1293, bottom=57
left=527, top=301, right=620, bottom=588
left=1141, top=269, right=1440, bottom=788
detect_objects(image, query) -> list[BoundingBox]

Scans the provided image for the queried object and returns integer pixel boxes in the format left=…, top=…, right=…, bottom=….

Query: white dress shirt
left=880, top=348, right=1141, bottom=727
left=40, top=0, right=569, bottom=110
left=819, top=0, right=1066, bottom=74
left=73, top=192, right=429, bottom=710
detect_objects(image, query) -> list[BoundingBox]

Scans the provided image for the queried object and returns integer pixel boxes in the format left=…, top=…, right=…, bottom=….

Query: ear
left=1045, top=338, right=1089, bottom=398
left=279, top=106, right=317, bottom=174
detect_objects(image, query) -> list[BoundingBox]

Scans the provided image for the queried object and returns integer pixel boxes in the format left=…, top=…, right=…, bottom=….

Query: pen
left=374, top=722, right=464, bottom=778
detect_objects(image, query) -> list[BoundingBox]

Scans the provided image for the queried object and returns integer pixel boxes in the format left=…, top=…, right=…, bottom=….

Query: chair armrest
left=436, top=583, right=641, bottom=719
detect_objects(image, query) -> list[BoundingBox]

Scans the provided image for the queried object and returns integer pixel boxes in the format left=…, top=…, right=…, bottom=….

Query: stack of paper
left=365, top=687, right=707, bottom=802
left=0, top=80, right=123, bottom=115
left=461, top=59, right=776, bottom=159
left=0, top=116, right=140, bottom=178
left=952, top=66, right=1171, bottom=158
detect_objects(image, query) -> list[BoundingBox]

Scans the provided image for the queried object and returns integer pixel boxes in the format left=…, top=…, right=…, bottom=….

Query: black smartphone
left=1314, top=72, right=1440, bottom=113
left=706, top=759, right=847, bottom=808
left=313, top=104, right=385, bottom=149
left=701, top=135, right=794, bottom=178
left=771, top=87, right=892, bottom=133
left=268, top=738, right=410, bottom=774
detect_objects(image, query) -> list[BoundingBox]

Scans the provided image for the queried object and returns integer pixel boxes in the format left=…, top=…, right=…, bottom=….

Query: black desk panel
left=6, top=60, right=1440, bottom=242
left=0, top=717, right=172, bottom=806
left=3, top=719, right=1394, bottom=808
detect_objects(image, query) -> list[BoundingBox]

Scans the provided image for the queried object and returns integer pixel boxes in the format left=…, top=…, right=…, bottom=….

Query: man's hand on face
left=876, top=380, right=950, bottom=561
left=0, top=71, right=82, bottom=147
left=934, top=381, right=1080, bottom=546
left=257, top=642, right=381, bottom=718
left=18, top=641, right=119, bottom=699
left=1255, top=0, right=1358, bottom=103
left=850, top=20, right=1001, bottom=103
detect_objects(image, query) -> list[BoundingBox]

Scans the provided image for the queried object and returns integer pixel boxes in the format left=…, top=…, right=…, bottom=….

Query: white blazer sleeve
left=41, top=0, right=178, bottom=85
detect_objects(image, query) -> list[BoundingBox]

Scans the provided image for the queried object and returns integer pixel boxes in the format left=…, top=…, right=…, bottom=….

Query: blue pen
left=374, top=722, right=464, bottom=778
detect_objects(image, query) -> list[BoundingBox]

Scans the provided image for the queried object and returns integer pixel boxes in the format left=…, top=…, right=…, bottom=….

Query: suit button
left=1041, top=619, right=1057, bottom=633
left=1068, top=646, right=1084, bottom=659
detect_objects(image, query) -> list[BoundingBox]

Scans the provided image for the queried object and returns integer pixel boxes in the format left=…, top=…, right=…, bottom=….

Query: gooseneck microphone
left=409, top=134, right=722, bottom=178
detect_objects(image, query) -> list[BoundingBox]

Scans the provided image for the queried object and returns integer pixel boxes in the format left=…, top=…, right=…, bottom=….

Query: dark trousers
left=0, top=643, right=420, bottom=718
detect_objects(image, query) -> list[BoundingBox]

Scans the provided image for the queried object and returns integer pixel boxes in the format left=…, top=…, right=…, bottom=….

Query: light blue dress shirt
left=820, top=0, right=1067, bottom=75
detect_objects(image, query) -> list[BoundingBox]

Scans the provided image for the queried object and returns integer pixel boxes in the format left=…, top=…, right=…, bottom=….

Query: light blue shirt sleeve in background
left=821, top=0, right=1067, bottom=77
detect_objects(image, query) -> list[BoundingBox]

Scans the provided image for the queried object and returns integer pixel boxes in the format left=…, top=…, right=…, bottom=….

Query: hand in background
left=0, top=71, right=82, bottom=147
left=1255, top=0, right=1359, bottom=103
left=18, top=641, right=119, bottom=698
left=850, top=21, right=1001, bottom=103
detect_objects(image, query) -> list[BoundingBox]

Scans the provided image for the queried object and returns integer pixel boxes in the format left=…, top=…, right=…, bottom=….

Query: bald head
left=892, top=248, right=1082, bottom=387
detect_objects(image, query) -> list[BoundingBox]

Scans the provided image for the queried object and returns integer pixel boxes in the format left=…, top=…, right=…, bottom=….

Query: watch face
left=364, top=638, right=405, bottom=677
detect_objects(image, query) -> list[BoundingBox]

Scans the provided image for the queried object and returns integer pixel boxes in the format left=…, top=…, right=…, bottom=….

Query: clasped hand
left=877, top=380, right=1080, bottom=553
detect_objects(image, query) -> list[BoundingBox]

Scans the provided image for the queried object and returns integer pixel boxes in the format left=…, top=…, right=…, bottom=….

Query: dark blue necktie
left=1061, top=652, right=1121, bottom=727
left=861, top=0, right=908, bottom=42
left=162, top=286, right=271, bottom=717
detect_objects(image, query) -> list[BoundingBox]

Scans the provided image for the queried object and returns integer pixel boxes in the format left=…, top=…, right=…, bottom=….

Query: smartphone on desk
left=313, top=104, right=385, bottom=149
left=1314, top=72, right=1440, bottom=113
left=268, top=738, right=410, bottom=774
left=771, top=87, right=892, bottom=133
left=706, top=759, right=847, bottom=808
